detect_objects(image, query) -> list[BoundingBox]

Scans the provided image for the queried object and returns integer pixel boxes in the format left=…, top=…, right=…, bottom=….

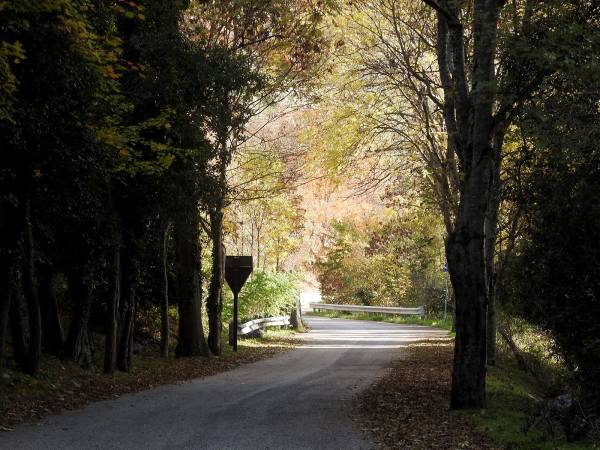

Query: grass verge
left=464, top=360, right=597, bottom=449
left=356, top=338, right=597, bottom=449
left=308, top=309, right=454, bottom=333
left=0, top=328, right=299, bottom=430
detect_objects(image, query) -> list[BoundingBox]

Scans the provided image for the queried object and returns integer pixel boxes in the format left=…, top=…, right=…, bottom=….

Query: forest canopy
left=1, top=0, right=600, bottom=445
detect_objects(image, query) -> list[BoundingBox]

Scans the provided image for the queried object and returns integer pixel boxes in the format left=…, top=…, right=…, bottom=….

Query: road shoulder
left=355, top=338, right=497, bottom=449
left=0, top=330, right=298, bottom=431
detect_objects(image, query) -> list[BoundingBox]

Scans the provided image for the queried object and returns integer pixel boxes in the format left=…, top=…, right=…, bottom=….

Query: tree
left=184, top=0, right=333, bottom=355
left=227, top=145, right=305, bottom=271
left=418, top=0, right=506, bottom=408
left=499, top=9, right=600, bottom=415
left=323, top=0, right=574, bottom=406
left=113, top=0, right=219, bottom=363
left=0, top=0, right=123, bottom=372
left=416, top=0, right=573, bottom=407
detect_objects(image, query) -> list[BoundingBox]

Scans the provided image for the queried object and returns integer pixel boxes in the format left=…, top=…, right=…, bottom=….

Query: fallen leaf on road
left=355, top=340, right=497, bottom=449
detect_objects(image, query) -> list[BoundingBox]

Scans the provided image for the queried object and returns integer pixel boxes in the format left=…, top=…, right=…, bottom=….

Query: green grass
left=307, top=309, right=454, bottom=332
left=463, top=357, right=597, bottom=450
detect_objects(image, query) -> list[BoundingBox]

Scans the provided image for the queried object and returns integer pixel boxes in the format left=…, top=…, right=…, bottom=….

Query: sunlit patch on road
left=300, top=317, right=448, bottom=349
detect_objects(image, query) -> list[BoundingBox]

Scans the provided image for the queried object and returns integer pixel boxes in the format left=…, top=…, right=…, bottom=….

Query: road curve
left=0, top=316, right=448, bottom=450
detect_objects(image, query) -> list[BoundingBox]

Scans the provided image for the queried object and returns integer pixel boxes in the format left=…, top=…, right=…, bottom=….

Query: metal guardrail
left=309, top=303, right=425, bottom=319
left=238, top=315, right=291, bottom=335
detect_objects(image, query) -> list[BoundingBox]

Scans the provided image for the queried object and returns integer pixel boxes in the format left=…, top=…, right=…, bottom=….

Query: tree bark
left=117, top=241, right=139, bottom=372
left=22, top=202, right=42, bottom=375
left=207, top=209, right=224, bottom=356
left=104, top=243, right=120, bottom=374
left=160, top=221, right=170, bottom=358
left=484, top=210, right=497, bottom=366
left=64, top=267, right=93, bottom=368
left=38, top=266, right=64, bottom=356
left=0, top=289, right=10, bottom=367
left=447, top=172, right=490, bottom=409
left=174, top=212, right=209, bottom=357
left=485, top=272, right=497, bottom=365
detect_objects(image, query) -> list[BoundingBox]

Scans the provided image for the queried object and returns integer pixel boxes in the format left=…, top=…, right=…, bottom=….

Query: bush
left=315, top=210, right=446, bottom=310
left=222, top=269, right=300, bottom=323
left=500, top=64, right=600, bottom=417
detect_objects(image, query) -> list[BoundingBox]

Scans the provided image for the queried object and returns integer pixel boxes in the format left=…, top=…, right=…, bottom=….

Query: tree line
left=306, top=0, right=600, bottom=421
left=2, top=0, right=600, bottom=433
left=0, top=0, right=330, bottom=375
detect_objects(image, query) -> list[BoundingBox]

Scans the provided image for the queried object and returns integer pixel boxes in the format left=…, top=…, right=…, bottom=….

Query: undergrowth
left=464, top=354, right=598, bottom=449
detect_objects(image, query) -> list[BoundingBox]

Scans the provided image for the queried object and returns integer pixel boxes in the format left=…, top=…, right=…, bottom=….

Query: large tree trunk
left=174, top=212, right=209, bottom=357
left=447, top=169, right=490, bottom=409
left=2, top=201, right=26, bottom=366
left=104, top=243, right=120, bottom=374
left=38, top=266, right=64, bottom=356
left=117, top=240, right=139, bottom=372
left=64, top=267, right=93, bottom=368
left=0, top=223, right=15, bottom=366
left=207, top=208, right=224, bottom=356
left=160, top=221, right=170, bottom=358
left=485, top=270, right=497, bottom=366
left=430, top=0, right=504, bottom=409
left=0, top=161, right=26, bottom=367
left=22, top=202, right=42, bottom=375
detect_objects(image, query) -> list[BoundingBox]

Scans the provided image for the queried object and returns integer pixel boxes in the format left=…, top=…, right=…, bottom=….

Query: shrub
left=222, top=269, right=300, bottom=323
left=315, top=210, right=445, bottom=310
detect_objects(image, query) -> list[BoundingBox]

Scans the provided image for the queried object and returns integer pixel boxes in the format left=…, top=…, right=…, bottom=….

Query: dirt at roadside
left=355, top=340, right=497, bottom=450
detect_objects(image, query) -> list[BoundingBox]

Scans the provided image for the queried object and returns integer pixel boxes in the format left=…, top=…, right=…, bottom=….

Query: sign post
left=225, top=256, right=253, bottom=352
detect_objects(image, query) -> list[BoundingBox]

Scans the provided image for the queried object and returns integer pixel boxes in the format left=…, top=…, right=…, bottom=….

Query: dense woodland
left=0, top=0, right=331, bottom=373
left=1, top=0, right=600, bottom=445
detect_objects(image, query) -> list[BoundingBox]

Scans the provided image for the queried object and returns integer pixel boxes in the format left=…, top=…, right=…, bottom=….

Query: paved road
left=1, top=316, right=447, bottom=450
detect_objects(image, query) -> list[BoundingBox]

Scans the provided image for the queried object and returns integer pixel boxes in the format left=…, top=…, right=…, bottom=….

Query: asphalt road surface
left=1, top=316, right=447, bottom=450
